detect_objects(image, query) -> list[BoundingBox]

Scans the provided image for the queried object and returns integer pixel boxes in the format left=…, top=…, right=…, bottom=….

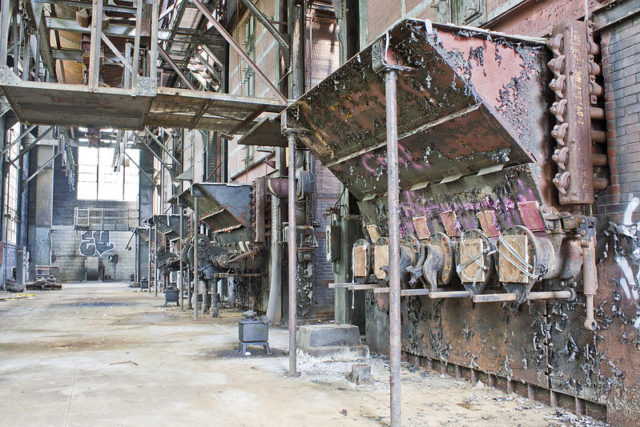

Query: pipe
left=385, top=70, right=401, bottom=427
left=266, top=194, right=281, bottom=323
left=527, top=290, right=574, bottom=300
left=582, top=235, right=598, bottom=330
left=286, top=132, right=298, bottom=376
left=179, top=201, right=184, bottom=310
left=193, top=196, right=199, bottom=320
left=430, top=291, right=472, bottom=299
left=472, top=293, right=518, bottom=303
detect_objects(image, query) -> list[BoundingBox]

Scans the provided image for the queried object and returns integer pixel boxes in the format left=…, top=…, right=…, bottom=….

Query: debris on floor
left=26, top=277, right=62, bottom=290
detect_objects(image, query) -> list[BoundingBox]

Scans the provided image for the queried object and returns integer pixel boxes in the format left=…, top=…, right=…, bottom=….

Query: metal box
left=238, top=318, right=268, bottom=343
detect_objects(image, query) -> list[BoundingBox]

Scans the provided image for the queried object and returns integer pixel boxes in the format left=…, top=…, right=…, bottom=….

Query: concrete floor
left=0, top=282, right=595, bottom=426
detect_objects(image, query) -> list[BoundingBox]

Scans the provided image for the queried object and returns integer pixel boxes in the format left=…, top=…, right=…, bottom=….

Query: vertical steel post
left=149, top=0, right=159, bottom=83
left=124, top=42, right=132, bottom=89
left=287, top=132, right=298, bottom=376
left=22, top=31, right=30, bottom=80
left=193, top=196, right=199, bottom=320
left=154, top=225, right=158, bottom=296
left=0, top=0, right=12, bottom=67
left=131, top=0, right=143, bottom=89
left=179, top=201, right=184, bottom=310
left=385, top=70, right=401, bottom=427
left=147, top=226, right=152, bottom=293
left=88, top=0, right=103, bottom=89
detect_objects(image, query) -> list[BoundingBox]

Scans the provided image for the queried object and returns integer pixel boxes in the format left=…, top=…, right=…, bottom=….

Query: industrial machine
left=284, top=18, right=634, bottom=417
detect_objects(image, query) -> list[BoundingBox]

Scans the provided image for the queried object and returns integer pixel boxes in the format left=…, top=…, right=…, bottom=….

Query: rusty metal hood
left=176, top=182, right=253, bottom=236
left=286, top=20, right=548, bottom=200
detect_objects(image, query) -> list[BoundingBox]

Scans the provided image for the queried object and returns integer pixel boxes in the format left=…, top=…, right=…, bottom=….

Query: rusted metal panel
left=402, top=297, right=549, bottom=388
left=286, top=20, right=548, bottom=200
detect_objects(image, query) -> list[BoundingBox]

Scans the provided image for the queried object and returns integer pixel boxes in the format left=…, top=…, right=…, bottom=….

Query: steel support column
left=147, top=225, right=152, bottom=293
left=0, top=0, right=14, bottom=67
left=286, top=132, right=298, bottom=376
left=131, top=0, right=143, bottom=89
left=385, top=70, right=401, bottom=427
left=149, top=0, right=159, bottom=83
left=88, top=0, right=103, bottom=90
left=154, top=225, right=158, bottom=296
left=193, top=195, right=199, bottom=320
left=179, top=200, right=184, bottom=310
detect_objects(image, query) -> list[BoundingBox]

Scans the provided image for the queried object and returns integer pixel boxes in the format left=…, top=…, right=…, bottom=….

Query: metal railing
left=74, top=207, right=138, bottom=231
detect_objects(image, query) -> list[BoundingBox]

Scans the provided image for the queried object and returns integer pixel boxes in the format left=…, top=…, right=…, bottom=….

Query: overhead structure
left=0, top=0, right=287, bottom=133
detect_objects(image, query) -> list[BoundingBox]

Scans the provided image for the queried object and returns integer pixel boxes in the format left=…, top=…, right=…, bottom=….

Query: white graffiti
left=614, top=197, right=640, bottom=330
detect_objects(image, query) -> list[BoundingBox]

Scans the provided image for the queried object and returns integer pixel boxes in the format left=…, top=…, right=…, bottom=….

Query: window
left=77, top=147, right=140, bottom=202
left=3, top=123, right=21, bottom=244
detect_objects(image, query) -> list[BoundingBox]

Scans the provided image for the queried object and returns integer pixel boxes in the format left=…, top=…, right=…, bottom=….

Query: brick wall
left=599, top=14, right=640, bottom=216
left=365, top=0, right=435, bottom=45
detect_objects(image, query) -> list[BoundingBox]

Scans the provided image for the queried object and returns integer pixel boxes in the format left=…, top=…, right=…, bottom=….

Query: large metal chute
left=288, top=20, right=546, bottom=200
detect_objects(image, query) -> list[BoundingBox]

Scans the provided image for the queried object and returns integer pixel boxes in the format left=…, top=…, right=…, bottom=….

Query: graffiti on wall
left=607, top=196, right=640, bottom=330
left=79, top=231, right=115, bottom=257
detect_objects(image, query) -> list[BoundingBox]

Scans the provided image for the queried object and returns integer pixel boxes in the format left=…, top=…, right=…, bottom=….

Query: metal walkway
left=0, top=66, right=284, bottom=133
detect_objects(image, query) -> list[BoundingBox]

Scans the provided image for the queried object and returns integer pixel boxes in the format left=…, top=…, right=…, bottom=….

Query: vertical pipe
left=88, top=0, right=103, bottom=89
left=583, top=234, right=598, bottom=330
left=179, top=201, right=184, bottom=310
left=134, top=231, right=139, bottom=282
left=193, top=196, right=199, bottom=320
left=149, top=0, right=159, bottom=83
left=385, top=70, right=401, bottom=427
left=287, top=133, right=297, bottom=376
left=147, top=225, right=152, bottom=293
left=265, top=193, right=281, bottom=323
left=154, top=225, right=158, bottom=296
left=291, top=2, right=305, bottom=97
left=132, top=0, right=143, bottom=89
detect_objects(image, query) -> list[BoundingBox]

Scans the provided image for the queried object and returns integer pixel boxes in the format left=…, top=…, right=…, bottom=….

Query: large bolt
left=552, top=123, right=569, bottom=145
left=549, top=75, right=566, bottom=98
left=548, top=33, right=564, bottom=55
left=548, top=55, right=565, bottom=75
left=550, top=99, right=567, bottom=123
left=553, top=172, right=571, bottom=194
left=552, top=147, right=569, bottom=169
